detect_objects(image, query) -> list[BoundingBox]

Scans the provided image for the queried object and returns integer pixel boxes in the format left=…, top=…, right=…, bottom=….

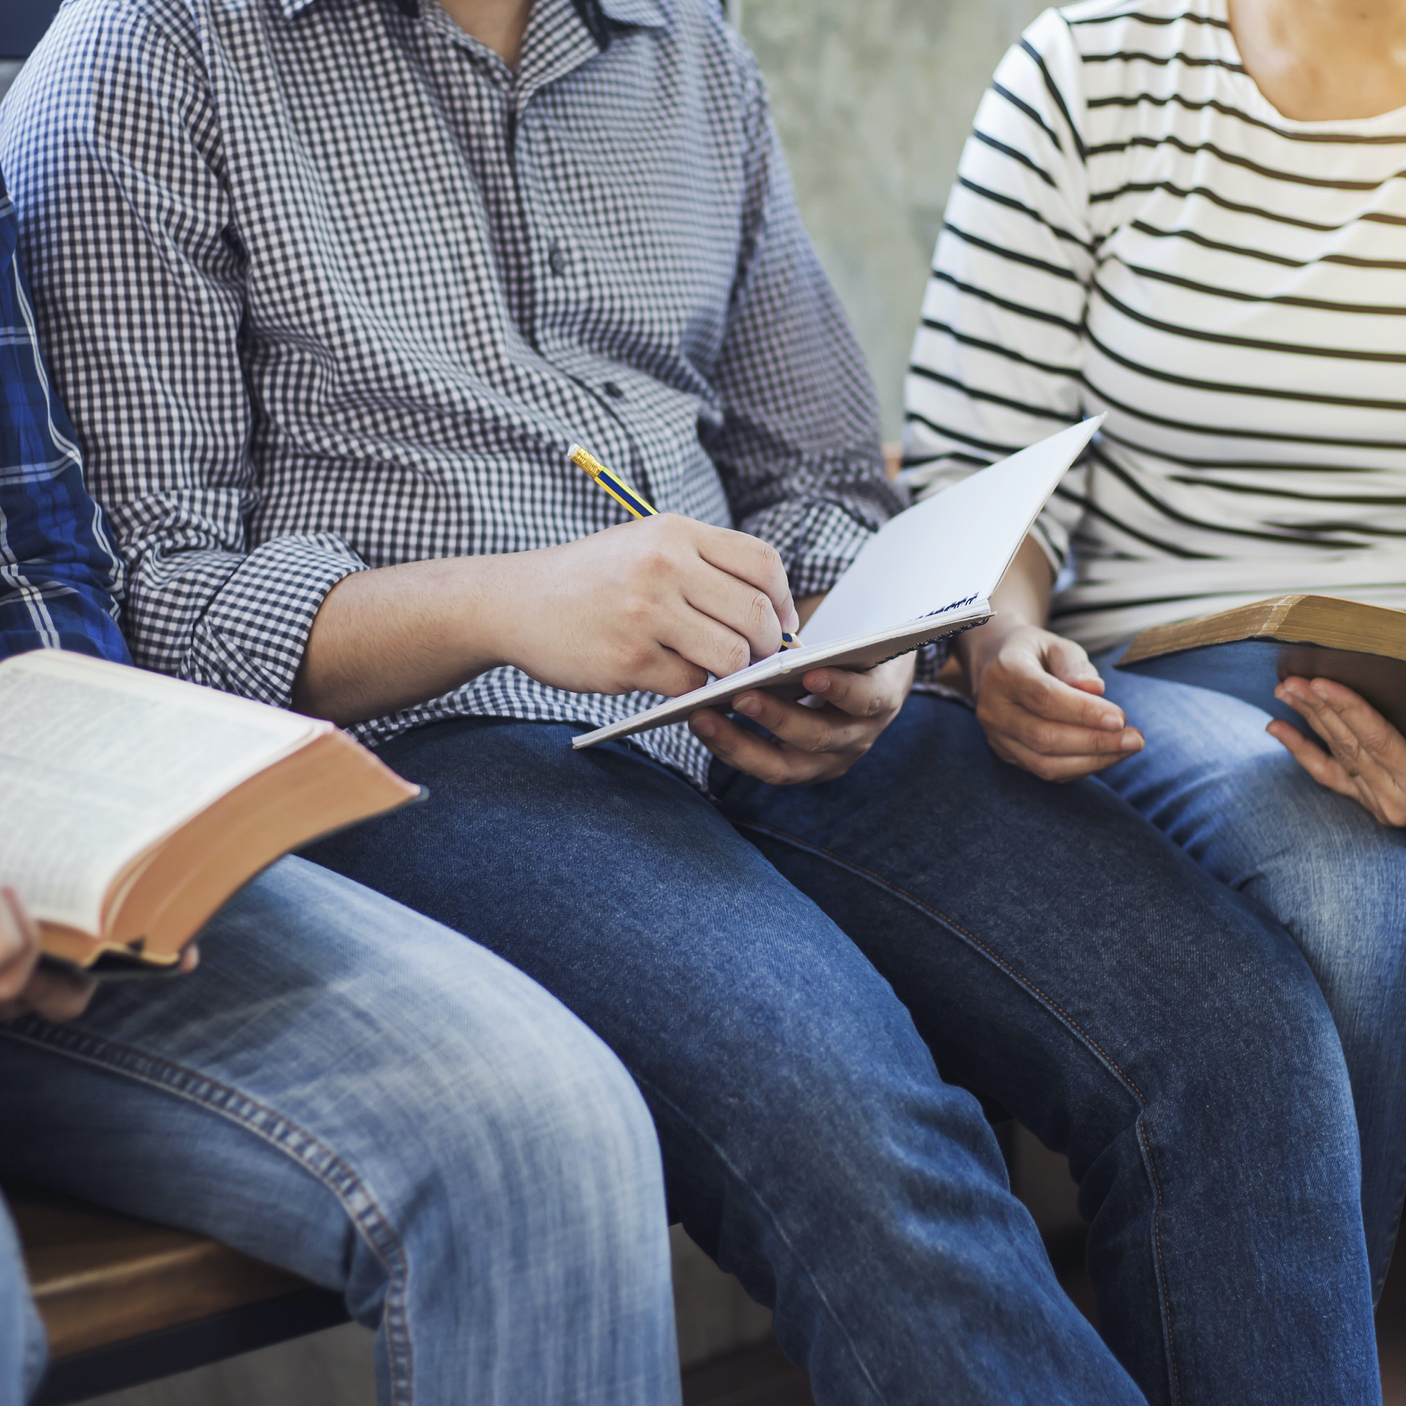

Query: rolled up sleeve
left=0, top=1, right=365, bottom=704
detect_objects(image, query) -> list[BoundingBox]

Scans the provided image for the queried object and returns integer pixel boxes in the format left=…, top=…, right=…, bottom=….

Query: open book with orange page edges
left=1117, top=595, right=1406, bottom=736
left=0, top=651, right=420, bottom=974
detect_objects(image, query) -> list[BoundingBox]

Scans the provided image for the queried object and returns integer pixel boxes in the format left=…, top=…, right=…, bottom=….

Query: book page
left=0, top=653, right=325, bottom=933
left=804, top=417, right=1102, bottom=647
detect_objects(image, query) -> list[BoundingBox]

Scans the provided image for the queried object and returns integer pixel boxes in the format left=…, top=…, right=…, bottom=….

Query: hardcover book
left=0, top=651, right=419, bottom=973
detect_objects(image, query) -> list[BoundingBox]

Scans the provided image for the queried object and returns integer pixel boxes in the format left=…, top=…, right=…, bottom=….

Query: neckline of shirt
left=1200, top=0, right=1406, bottom=134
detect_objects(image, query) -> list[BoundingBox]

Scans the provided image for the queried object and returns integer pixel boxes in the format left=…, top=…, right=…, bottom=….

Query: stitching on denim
left=0, top=1021, right=417, bottom=1406
left=733, top=818, right=1184, bottom=1406
left=631, top=1071, right=891, bottom=1406
left=1374, top=1144, right=1406, bottom=1304
left=1136, top=1119, right=1181, bottom=1403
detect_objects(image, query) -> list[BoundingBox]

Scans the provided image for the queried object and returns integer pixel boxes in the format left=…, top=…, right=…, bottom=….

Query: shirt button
left=548, top=240, right=567, bottom=275
left=603, top=381, right=625, bottom=399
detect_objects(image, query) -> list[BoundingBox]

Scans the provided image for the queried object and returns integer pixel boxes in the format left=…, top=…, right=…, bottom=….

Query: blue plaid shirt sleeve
left=0, top=174, right=129, bottom=666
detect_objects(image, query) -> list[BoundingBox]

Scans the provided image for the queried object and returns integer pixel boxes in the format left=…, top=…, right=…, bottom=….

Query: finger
left=995, top=733, right=1142, bottom=782
left=22, top=966, right=96, bottom=1023
left=1304, top=678, right=1406, bottom=765
left=800, top=667, right=899, bottom=721
left=1044, top=636, right=1106, bottom=695
left=609, top=642, right=709, bottom=699
left=655, top=602, right=758, bottom=681
left=1000, top=659, right=1125, bottom=731
left=689, top=710, right=833, bottom=786
left=694, top=526, right=798, bottom=633
left=981, top=693, right=1144, bottom=759
left=1280, top=681, right=1406, bottom=824
left=0, top=889, right=39, bottom=1003
left=1266, top=720, right=1362, bottom=801
left=681, top=559, right=785, bottom=661
left=1276, top=681, right=1387, bottom=784
left=1274, top=683, right=1341, bottom=753
left=731, top=690, right=874, bottom=755
left=179, top=945, right=201, bottom=974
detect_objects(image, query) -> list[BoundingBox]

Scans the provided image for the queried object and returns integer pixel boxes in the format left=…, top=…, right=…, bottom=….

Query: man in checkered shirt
left=0, top=2, right=1383, bottom=1401
left=0, top=165, right=679, bottom=1406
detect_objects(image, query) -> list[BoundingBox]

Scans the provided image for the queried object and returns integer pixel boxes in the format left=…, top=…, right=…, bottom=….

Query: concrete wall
left=736, top=0, right=1047, bottom=436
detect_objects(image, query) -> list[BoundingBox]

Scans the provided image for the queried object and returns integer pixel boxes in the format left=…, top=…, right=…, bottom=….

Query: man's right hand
left=963, top=622, right=1145, bottom=783
left=491, top=514, right=799, bottom=699
left=295, top=515, right=800, bottom=723
left=0, top=887, right=96, bottom=1022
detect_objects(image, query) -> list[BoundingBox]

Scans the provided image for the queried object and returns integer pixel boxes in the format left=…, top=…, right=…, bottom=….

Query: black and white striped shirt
left=903, top=0, right=1406, bottom=651
left=0, top=0, right=897, bottom=787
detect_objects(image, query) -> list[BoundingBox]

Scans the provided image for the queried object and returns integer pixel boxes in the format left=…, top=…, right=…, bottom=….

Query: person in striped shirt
left=906, top=0, right=1406, bottom=1299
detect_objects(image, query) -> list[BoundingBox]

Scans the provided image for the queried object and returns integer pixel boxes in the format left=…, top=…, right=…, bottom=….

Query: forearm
left=293, top=515, right=802, bottom=725
left=293, top=555, right=514, bottom=724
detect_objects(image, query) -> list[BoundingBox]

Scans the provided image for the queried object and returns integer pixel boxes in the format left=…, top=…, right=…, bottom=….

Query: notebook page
left=0, top=653, right=324, bottom=932
left=804, top=417, right=1103, bottom=647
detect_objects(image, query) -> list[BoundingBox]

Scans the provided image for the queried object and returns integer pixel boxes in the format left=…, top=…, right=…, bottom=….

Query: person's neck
left=436, top=0, right=534, bottom=65
left=1229, top=0, right=1406, bottom=119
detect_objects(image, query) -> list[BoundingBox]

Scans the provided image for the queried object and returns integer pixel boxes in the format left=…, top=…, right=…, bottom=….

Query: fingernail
left=735, top=696, right=760, bottom=717
left=692, top=716, right=715, bottom=739
left=1100, top=713, right=1125, bottom=731
left=809, top=674, right=830, bottom=694
left=1310, top=681, right=1331, bottom=701
left=1121, top=730, right=1144, bottom=751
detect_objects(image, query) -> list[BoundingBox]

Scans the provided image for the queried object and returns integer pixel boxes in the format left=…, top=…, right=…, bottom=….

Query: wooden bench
left=9, top=1184, right=348, bottom=1404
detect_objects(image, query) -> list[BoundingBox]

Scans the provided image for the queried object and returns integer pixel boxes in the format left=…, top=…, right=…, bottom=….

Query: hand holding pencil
left=570, top=445, right=803, bottom=651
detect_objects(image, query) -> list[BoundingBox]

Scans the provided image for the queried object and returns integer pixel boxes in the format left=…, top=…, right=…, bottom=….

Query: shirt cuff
left=180, top=534, right=367, bottom=706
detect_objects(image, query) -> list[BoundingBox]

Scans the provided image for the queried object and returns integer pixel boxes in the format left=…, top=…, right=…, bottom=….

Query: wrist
left=445, top=552, right=519, bottom=677
left=959, top=617, right=1020, bottom=677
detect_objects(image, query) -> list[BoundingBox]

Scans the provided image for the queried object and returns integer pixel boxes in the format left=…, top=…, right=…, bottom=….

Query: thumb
left=1044, top=634, right=1104, bottom=695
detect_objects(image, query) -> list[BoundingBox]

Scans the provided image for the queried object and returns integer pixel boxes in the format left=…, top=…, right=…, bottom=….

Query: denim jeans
left=305, top=694, right=1378, bottom=1406
left=0, top=1201, right=45, bottom=1403
left=0, top=857, right=679, bottom=1406
left=1098, top=649, right=1406, bottom=1300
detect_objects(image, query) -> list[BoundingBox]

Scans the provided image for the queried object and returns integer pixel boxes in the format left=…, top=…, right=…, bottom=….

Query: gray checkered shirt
left=0, top=0, right=901, bottom=786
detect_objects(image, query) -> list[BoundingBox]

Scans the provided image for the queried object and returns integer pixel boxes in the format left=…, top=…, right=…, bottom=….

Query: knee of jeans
left=677, top=1000, right=1005, bottom=1224
left=442, top=1012, right=667, bottom=1239
left=1143, top=930, right=1361, bottom=1185
left=1257, top=841, right=1406, bottom=1016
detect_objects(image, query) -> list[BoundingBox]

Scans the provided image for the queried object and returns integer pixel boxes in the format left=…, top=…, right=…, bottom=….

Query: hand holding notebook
left=574, top=416, right=1103, bottom=747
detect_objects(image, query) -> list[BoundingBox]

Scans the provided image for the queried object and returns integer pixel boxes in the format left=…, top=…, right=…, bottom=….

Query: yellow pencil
left=568, top=443, right=803, bottom=650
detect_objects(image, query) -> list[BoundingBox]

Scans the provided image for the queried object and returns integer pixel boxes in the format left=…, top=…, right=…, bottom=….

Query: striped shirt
left=0, top=0, right=897, bottom=788
left=903, top=0, right=1406, bottom=652
left=0, top=174, right=127, bottom=666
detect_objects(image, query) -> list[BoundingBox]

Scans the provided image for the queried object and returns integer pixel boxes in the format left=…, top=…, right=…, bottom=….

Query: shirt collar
left=278, top=0, right=668, bottom=29
left=594, top=0, right=667, bottom=27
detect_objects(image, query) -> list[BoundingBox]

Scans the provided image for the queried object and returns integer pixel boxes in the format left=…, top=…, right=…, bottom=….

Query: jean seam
left=732, top=817, right=1184, bottom=1406
left=630, top=1072, right=890, bottom=1406
left=1, top=1019, right=416, bottom=1406
left=1374, top=1146, right=1406, bottom=1304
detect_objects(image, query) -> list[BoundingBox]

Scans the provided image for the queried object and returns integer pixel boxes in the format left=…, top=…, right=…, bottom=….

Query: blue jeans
left=1098, top=650, right=1406, bottom=1300
left=0, top=857, right=679, bottom=1406
left=305, top=695, right=1378, bottom=1406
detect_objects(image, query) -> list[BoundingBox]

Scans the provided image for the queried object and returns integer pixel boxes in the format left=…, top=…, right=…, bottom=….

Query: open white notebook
left=573, top=416, right=1103, bottom=748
